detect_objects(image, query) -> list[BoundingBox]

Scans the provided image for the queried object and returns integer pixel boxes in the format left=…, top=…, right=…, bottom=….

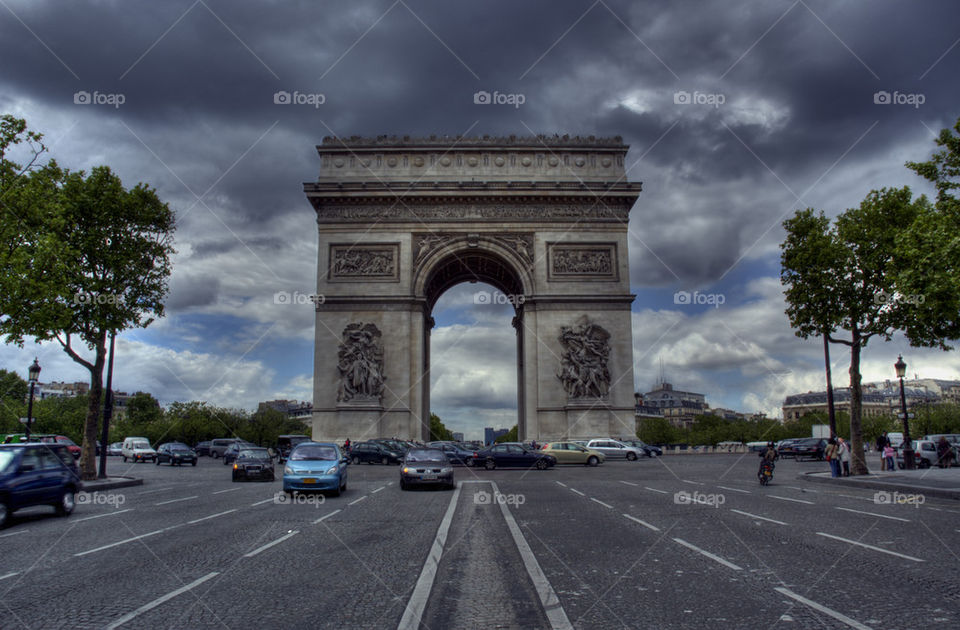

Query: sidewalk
left=79, top=476, right=143, bottom=492
left=801, top=467, right=960, bottom=500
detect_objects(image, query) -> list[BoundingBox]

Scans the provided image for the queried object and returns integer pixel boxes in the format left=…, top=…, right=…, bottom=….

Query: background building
left=484, top=427, right=509, bottom=445
left=258, top=399, right=313, bottom=420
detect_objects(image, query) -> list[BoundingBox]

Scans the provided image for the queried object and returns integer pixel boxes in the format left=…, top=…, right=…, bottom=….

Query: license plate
left=302, top=478, right=317, bottom=484
left=422, top=475, right=437, bottom=480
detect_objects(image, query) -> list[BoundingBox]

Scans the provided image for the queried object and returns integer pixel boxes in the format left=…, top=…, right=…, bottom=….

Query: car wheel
left=212, top=451, right=219, bottom=459
left=626, top=452, right=637, bottom=461
left=56, top=490, right=76, bottom=517
left=587, top=456, right=599, bottom=467
left=484, top=459, right=496, bottom=471
left=465, top=458, right=474, bottom=467
left=122, top=456, right=126, bottom=462
left=232, top=472, right=238, bottom=482
left=352, top=456, right=360, bottom=464
left=332, top=483, right=341, bottom=497
left=0, top=499, right=9, bottom=528
left=192, top=461, right=197, bottom=466
left=535, top=459, right=547, bottom=470
left=381, top=457, right=389, bottom=465
left=155, top=458, right=160, bottom=465
left=400, top=479, right=407, bottom=490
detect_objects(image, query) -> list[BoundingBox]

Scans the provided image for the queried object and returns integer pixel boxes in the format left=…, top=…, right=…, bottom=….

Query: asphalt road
left=1, top=454, right=958, bottom=629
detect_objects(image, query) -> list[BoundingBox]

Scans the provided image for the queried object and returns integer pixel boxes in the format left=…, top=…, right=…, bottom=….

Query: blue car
left=1, top=443, right=82, bottom=527
left=283, top=442, right=348, bottom=496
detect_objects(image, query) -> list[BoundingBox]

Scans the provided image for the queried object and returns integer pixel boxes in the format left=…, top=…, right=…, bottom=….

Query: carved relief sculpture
left=556, top=320, right=611, bottom=399
left=329, top=244, right=400, bottom=281
left=337, top=323, right=386, bottom=403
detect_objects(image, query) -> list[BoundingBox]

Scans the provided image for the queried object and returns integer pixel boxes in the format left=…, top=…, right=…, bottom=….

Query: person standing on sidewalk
left=883, top=443, right=897, bottom=471
left=825, top=438, right=841, bottom=478
left=838, top=437, right=851, bottom=476
left=876, top=432, right=890, bottom=470
left=936, top=437, right=953, bottom=468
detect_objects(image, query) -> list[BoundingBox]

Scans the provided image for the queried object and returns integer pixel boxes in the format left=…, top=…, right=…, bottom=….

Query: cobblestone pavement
left=1, top=454, right=957, bottom=629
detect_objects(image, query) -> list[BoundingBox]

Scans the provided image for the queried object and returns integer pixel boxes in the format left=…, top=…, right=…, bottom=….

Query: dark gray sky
left=2, top=0, right=958, bottom=439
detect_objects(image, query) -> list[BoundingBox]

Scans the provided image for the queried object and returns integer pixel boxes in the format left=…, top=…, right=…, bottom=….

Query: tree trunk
left=848, top=330, right=869, bottom=475
left=80, top=332, right=107, bottom=480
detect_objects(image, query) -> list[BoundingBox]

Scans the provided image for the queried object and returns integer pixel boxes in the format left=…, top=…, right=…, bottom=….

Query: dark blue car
left=0, top=443, right=82, bottom=528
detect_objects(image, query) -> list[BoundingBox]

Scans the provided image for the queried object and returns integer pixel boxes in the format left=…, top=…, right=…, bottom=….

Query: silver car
left=584, top=439, right=643, bottom=461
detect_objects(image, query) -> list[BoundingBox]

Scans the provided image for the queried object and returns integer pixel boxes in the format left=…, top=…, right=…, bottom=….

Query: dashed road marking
left=590, top=498, right=614, bottom=509
left=555, top=481, right=567, bottom=487
left=774, top=587, right=873, bottom=630
left=645, top=487, right=669, bottom=494
left=212, top=487, right=241, bottom=495
left=250, top=497, right=275, bottom=506
left=0, top=572, right=19, bottom=580
left=74, top=509, right=134, bottom=522
left=372, top=486, right=387, bottom=494
left=75, top=524, right=185, bottom=556
left=313, top=509, right=341, bottom=524
left=672, top=538, right=742, bottom=571
left=769, top=495, right=814, bottom=505
left=106, top=572, right=219, bottom=630
left=717, top=485, right=750, bottom=494
left=622, top=514, right=660, bottom=531
left=569, top=488, right=585, bottom=497
left=348, top=495, right=368, bottom=506
left=243, top=530, right=299, bottom=558
left=154, top=495, right=198, bottom=506
left=618, top=481, right=639, bottom=487
left=729, top=509, right=787, bottom=525
left=835, top=507, right=910, bottom=522
left=682, top=480, right=706, bottom=486
left=816, top=532, right=924, bottom=562
left=0, top=530, right=26, bottom=538
left=187, top=509, right=237, bottom=524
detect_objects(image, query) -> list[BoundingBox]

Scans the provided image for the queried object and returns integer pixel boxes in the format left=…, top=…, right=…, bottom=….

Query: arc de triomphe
left=305, top=135, right=641, bottom=442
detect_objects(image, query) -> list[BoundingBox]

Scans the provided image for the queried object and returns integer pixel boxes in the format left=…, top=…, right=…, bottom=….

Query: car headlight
left=402, top=467, right=411, bottom=474
left=325, top=465, right=338, bottom=475
left=284, top=466, right=293, bottom=474
left=441, top=467, right=453, bottom=474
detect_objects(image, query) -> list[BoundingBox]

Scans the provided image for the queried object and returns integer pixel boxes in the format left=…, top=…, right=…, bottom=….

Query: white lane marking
left=644, top=487, right=669, bottom=494
left=188, top=509, right=237, bottom=525
left=590, top=498, right=614, bottom=509
left=372, top=486, right=387, bottom=494
left=787, top=486, right=818, bottom=492
left=717, top=485, right=751, bottom=494
left=835, top=507, right=910, bottom=522
left=622, top=514, right=660, bottom=532
left=618, top=481, right=639, bottom=487
left=105, top=572, right=220, bottom=630
left=838, top=494, right=875, bottom=503
left=74, top=509, right=134, bottom=522
left=555, top=481, right=567, bottom=487
left=0, top=572, right=19, bottom=580
left=816, top=533, right=924, bottom=562
left=75, top=524, right=185, bottom=557
left=250, top=497, right=275, bottom=506
left=212, top=487, right=241, bottom=495
left=243, top=530, right=299, bottom=558
left=313, top=509, right=341, bottom=525
left=682, top=480, right=705, bottom=485
left=348, top=495, right=368, bottom=506
left=154, top=495, right=198, bottom=506
left=397, top=485, right=461, bottom=630
left=774, top=587, right=873, bottom=630
left=136, top=487, right=174, bottom=495
left=569, top=488, right=585, bottom=496
left=769, top=495, right=814, bottom=505
left=0, top=530, right=28, bottom=538
left=493, top=481, right=573, bottom=630
left=729, top=509, right=787, bottom=525
left=672, top=538, right=742, bottom=571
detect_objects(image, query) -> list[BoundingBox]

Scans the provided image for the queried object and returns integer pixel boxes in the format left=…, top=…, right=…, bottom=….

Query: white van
left=122, top=437, right=157, bottom=463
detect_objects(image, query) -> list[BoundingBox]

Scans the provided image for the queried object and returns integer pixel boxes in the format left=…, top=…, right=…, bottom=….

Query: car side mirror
left=342, top=457, right=350, bottom=465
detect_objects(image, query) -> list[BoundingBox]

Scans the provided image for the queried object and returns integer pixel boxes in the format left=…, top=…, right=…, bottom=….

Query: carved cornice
left=320, top=135, right=626, bottom=148
left=313, top=203, right=632, bottom=224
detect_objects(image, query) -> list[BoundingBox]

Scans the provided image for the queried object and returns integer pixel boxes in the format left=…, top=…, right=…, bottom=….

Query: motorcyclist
left=758, top=441, right=778, bottom=478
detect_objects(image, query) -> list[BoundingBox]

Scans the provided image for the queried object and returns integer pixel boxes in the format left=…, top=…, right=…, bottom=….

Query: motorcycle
left=758, top=460, right=774, bottom=485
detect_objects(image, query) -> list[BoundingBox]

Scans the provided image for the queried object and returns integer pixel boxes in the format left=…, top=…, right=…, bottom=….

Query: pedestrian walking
left=825, top=438, right=841, bottom=478
left=936, top=437, right=953, bottom=468
left=838, top=437, right=851, bottom=476
left=876, top=432, right=890, bottom=470
left=883, top=443, right=897, bottom=471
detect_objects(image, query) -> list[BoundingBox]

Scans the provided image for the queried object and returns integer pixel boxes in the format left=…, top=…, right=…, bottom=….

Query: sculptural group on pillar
left=337, top=323, right=386, bottom=403
left=556, top=320, right=611, bottom=399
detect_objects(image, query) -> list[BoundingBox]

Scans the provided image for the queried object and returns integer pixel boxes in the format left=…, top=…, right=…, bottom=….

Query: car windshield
left=0, top=450, right=16, bottom=472
left=405, top=449, right=446, bottom=462
left=291, top=445, right=338, bottom=461
left=133, top=442, right=150, bottom=449
left=239, top=448, right=269, bottom=459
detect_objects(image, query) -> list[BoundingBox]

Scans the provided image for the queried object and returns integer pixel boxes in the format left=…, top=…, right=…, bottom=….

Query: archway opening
left=422, top=250, right=526, bottom=444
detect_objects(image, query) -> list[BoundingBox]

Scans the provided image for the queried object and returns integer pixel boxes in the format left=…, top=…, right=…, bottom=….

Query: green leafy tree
left=0, top=369, right=28, bottom=432
left=637, top=416, right=678, bottom=445
left=0, top=120, right=176, bottom=479
left=429, top=413, right=454, bottom=442
left=32, top=394, right=88, bottom=442
left=781, top=188, right=938, bottom=474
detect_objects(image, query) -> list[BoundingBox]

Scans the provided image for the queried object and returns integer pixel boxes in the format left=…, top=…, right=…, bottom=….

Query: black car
left=222, top=442, right=257, bottom=465
left=350, top=442, right=403, bottom=465
left=0, top=443, right=82, bottom=527
left=472, top=443, right=557, bottom=470
left=276, top=434, right=311, bottom=463
left=792, top=438, right=827, bottom=461
left=425, top=441, right=476, bottom=466
left=156, top=443, right=198, bottom=466
left=400, top=448, right=454, bottom=490
left=194, top=441, right=212, bottom=457
left=232, top=447, right=275, bottom=482
left=371, top=439, right=411, bottom=456
left=621, top=439, right=662, bottom=457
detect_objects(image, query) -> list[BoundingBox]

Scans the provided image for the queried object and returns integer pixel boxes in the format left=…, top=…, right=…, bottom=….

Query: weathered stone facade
left=306, top=135, right=641, bottom=441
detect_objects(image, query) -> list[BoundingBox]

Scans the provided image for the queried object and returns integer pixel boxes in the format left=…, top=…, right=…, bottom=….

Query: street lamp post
left=894, top=355, right=915, bottom=470
left=25, top=358, right=41, bottom=441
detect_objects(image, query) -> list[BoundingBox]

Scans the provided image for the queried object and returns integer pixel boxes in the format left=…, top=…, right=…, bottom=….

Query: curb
left=79, top=476, right=144, bottom=492
left=799, top=472, right=960, bottom=501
